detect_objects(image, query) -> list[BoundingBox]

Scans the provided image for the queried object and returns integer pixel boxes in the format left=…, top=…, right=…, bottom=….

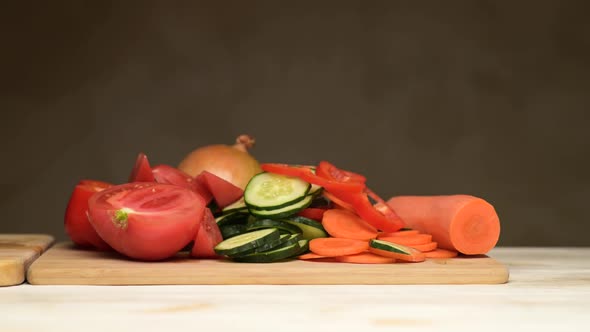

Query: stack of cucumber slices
left=213, top=172, right=327, bottom=263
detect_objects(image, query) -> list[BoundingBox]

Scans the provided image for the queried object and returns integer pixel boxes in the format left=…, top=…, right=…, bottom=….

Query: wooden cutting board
left=0, top=234, right=55, bottom=286
left=28, top=242, right=509, bottom=285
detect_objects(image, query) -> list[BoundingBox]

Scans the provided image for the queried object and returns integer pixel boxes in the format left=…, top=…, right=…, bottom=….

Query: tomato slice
left=328, top=189, right=405, bottom=232
left=296, top=208, right=327, bottom=222
left=128, top=152, right=155, bottom=182
left=190, top=208, right=223, bottom=258
left=152, top=164, right=213, bottom=204
left=196, top=171, right=244, bottom=208
left=260, top=163, right=365, bottom=193
left=316, top=161, right=366, bottom=184
left=64, top=180, right=113, bottom=250
left=87, top=182, right=205, bottom=261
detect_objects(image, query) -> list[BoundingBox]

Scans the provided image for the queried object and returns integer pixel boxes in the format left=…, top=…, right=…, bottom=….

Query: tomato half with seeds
left=64, top=179, right=113, bottom=250
left=87, top=182, right=205, bottom=261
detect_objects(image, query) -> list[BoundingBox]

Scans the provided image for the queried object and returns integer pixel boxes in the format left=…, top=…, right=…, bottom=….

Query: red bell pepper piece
left=260, top=163, right=365, bottom=193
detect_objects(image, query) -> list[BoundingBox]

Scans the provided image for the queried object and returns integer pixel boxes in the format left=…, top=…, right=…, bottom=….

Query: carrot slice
left=379, top=230, right=419, bottom=237
left=298, top=253, right=329, bottom=260
left=387, top=195, right=500, bottom=255
left=335, top=252, right=396, bottom=264
left=309, top=238, right=369, bottom=257
left=410, top=241, right=437, bottom=252
left=425, top=249, right=458, bottom=258
left=378, top=234, right=432, bottom=245
left=322, top=209, right=378, bottom=240
left=323, top=191, right=355, bottom=212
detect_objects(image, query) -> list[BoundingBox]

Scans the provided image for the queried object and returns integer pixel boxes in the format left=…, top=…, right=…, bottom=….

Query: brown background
left=1, top=1, right=588, bottom=246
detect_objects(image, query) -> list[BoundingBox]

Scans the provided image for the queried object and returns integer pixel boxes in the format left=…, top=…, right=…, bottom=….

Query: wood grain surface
left=0, top=234, right=54, bottom=286
left=27, top=242, right=509, bottom=285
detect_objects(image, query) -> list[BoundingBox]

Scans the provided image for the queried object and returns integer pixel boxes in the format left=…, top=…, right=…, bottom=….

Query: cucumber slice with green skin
left=282, top=216, right=328, bottom=240
left=308, top=184, right=323, bottom=197
left=249, top=195, right=313, bottom=219
left=230, top=233, right=302, bottom=258
left=247, top=219, right=303, bottom=235
left=215, top=212, right=250, bottom=227
left=221, top=197, right=247, bottom=214
left=369, top=239, right=413, bottom=255
left=292, top=239, right=310, bottom=257
left=232, top=241, right=302, bottom=263
left=220, top=224, right=248, bottom=239
left=214, top=228, right=280, bottom=256
left=244, top=172, right=311, bottom=211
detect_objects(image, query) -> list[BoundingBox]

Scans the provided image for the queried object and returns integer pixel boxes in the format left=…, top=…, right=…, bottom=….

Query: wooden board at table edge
left=0, top=234, right=55, bottom=286
left=27, top=242, right=509, bottom=285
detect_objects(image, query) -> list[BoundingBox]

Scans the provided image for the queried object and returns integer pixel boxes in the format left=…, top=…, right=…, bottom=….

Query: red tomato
left=152, top=164, right=213, bottom=204
left=128, top=152, right=155, bottom=182
left=190, top=208, right=223, bottom=258
left=64, top=180, right=113, bottom=250
left=87, top=182, right=205, bottom=261
left=196, top=171, right=243, bottom=208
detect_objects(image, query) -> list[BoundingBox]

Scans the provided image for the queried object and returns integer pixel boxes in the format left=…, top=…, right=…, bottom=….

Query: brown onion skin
left=177, top=135, right=262, bottom=190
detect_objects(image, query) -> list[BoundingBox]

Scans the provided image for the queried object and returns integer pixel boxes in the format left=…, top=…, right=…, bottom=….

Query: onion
left=177, top=134, right=262, bottom=190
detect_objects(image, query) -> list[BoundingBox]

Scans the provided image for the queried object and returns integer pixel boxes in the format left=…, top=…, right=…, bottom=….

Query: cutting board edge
left=0, top=234, right=55, bottom=287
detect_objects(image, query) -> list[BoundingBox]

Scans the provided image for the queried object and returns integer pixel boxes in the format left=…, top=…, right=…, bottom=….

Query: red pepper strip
left=328, top=189, right=405, bottom=232
left=316, top=161, right=367, bottom=184
left=323, top=191, right=356, bottom=212
left=261, top=163, right=365, bottom=193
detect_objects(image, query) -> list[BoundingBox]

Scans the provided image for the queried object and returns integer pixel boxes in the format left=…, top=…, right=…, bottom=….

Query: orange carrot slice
left=387, top=195, right=501, bottom=255
left=335, top=252, right=396, bottom=264
left=368, top=239, right=425, bottom=262
left=298, top=253, right=329, bottom=260
left=322, top=209, right=378, bottom=240
left=424, top=249, right=458, bottom=258
left=309, top=238, right=369, bottom=257
left=378, top=234, right=432, bottom=245
left=410, top=241, right=437, bottom=252
left=379, top=230, right=419, bottom=237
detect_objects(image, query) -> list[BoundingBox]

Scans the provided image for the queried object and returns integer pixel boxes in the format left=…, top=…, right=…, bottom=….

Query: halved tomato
left=64, top=179, right=113, bottom=250
left=87, top=182, right=205, bottom=261
left=128, top=152, right=155, bottom=182
left=152, top=164, right=213, bottom=204
left=196, top=171, right=243, bottom=208
left=190, top=208, right=223, bottom=258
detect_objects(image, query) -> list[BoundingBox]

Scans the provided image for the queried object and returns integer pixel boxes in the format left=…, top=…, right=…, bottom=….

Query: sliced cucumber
left=292, top=239, right=310, bottom=257
left=221, top=197, right=247, bottom=214
left=283, top=216, right=328, bottom=240
left=226, top=233, right=288, bottom=257
left=308, top=184, right=323, bottom=196
left=369, top=239, right=413, bottom=255
left=249, top=195, right=313, bottom=219
left=233, top=241, right=302, bottom=263
left=231, top=233, right=302, bottom=258
left=244, top=172, right=311, bottom=210
left=219, top=224, right=248, bottom=239
left=247, top=219, right=302, bottom=235
left=214, top=228, right=280, bottom=256
left=215, top=212, right=249, bottom=227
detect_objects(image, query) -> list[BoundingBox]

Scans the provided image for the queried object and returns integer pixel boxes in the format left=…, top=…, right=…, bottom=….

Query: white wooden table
left=1, top=247, right=588, bottom=332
